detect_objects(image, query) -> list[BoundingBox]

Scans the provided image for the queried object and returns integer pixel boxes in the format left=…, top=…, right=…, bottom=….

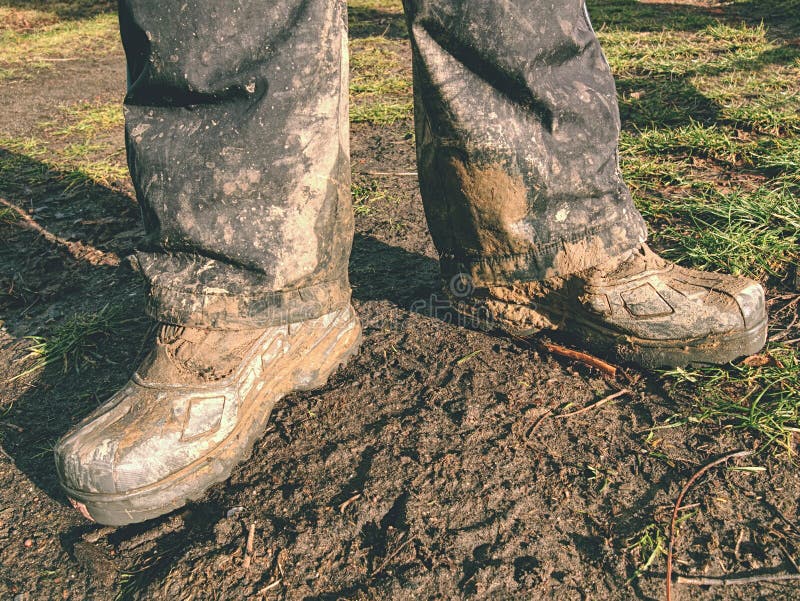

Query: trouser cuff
left=439, top=213, right=648, bottom=289
left=134, top=251, right=352, bottom=330
left=144, top=278, right=351, bottom=330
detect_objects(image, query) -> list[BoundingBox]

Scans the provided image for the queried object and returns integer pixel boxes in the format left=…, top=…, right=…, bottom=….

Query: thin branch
left=540, top=341, right=618, bottom=378
left=666, top=449, right=754, bottom=601
left=0, top=197, right=119, bottom=266
left=243, top=523, right=256, bottom=570
left=525, top=408, right=553, bottom=439
left=677, top=572, right=800, bottom=587
left=372, top=535, right=414, bottom=576
left=361, top=171, right=418, bottom=177
left=554, top=389, right=631, bottom=419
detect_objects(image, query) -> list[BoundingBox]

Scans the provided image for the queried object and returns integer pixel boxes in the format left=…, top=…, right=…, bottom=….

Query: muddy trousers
left=119, top=0, right=648, bottom=330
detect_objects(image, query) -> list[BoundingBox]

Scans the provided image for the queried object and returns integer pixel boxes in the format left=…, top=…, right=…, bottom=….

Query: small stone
left=23, top=538, right=33, bottom=548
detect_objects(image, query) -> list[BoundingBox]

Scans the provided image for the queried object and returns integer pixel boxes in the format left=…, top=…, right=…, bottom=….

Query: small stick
left=361, top=171, right=417, bottom=177
left=0, top=197, right=119, bottom=266
left=676, top=572, right=800, bottom=586
left=243, top=523, right=256, bottom=570
left=526, top=408, right=553, bottom=438
left=775, top=538, right=800, bottom=573
left=554, top=389, right=631, bottom=419
left=540, top=341, right=618, bottom=378
left=257, top=579, right=282, bottom=594
left=339, top=493, right=361, bottom=513
left=372, top=535, right=413, bottom=576
left=666, top=449, right=754, bottom=601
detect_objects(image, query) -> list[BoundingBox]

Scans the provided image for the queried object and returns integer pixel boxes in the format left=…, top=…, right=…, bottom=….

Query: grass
left=586, top=4, right=800, bottom=459
left=627, top=523, right=667, bottom=583
left=635, top=181, right=800, bottom=278
left=348, top=0, right=406, bottom=39
left=352, top=179, right=401, bottom=215
left=0, top=100, right=128, bottom=189
left=8, top=304, right=128, bottom=382
left=349, top=0, right=412, bottom=125
left=0, top=12, right=119, bottom=81
left=0, top=0, right=797, bottom=459
left=46, top=101, right=124, bottom=138
left=665, top=343, right=800, bottom=456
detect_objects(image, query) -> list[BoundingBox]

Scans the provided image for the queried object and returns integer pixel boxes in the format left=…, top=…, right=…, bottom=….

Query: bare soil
left=1, top=4, right=799, bottom=601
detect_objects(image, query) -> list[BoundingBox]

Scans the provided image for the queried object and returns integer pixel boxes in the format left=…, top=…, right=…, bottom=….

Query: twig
left=554, top=389, right=631, bottom=419
left=339, top=493, right=361, bottom=513
left=243, top=523, right=256, bottom=570
left=676, top=572, right=800, bottom=586
left=0, top=197, right=119, bottom=266
left=372, top=535, right=413, bottom=576
left=775, top=538, right=800, bottom=573
left=666, top=449, right=754, bottom=601
left=764, top=499, right=800, bottom=537
left=769, top=296, right=800, bottom=341
left=361, top=171, right=417, bottom=177
left=525, top=408, right=553, bottom=438
left=257, top=579, right=282, bottom=594
left=29, top=57, right=80, bottom=62
left=540, top=341, right=618, bottom=377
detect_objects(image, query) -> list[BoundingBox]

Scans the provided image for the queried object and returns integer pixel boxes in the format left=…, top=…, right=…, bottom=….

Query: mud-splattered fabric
left=119, top=0, right=647, bottom=329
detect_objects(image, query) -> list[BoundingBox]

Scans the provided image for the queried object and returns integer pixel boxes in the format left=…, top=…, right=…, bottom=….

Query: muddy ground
left=1, top=2, right=799, bottom=600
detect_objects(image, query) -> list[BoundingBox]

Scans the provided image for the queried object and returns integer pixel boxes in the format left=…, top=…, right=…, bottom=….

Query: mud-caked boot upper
left=459, top=245, right=767, bottom=368
left=571, top=245, right=767, bottom=366
left=54, top=306, right=361, bottom=526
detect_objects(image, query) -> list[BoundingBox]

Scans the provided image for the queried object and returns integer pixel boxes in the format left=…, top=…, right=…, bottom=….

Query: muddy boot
left=453, top=245, right=767, bottom=368
left=54, top=306, right=361, bottom=526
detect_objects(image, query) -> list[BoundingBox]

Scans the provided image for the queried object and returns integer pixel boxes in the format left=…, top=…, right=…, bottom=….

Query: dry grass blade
left=554, top=389, right=631, bottom=419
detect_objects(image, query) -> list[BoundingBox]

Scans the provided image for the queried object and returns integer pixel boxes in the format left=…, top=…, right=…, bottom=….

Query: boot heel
left=293, top=309, right=362, bottom=391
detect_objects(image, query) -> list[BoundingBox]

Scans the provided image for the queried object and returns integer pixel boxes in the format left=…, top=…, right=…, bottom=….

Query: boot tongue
left=137, top=325, right=263, bottom=385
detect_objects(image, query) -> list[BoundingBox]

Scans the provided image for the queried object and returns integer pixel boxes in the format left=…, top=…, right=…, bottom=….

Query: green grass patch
left=601, top=21, right=800, bottom=132
left=350, top=35, right=412, bottom=125
left=352, top=179, right=397, bottom=215
left=0, top=99, right=128, bottom=189
left=44, top=101, right=124, bottom=138
left=657, top=186, right=800, bottom=278
left=350, top=100, right=413, bottom=125
left=1, top=135, right=127, bottom=189
left=589, top=0, right=717, bottom=33
left=620, top=120, right=800, bottom=278
left=665, top=343, right=800, bottom=456
left=0, top=1, right=114, bottom=23
left=348, top=0, right=406, bottom=39
left=626, top=523, right=667, bottom=583
left=8, top=304, right=130, bottom=382
left=0, top=12, right=119, bottom=81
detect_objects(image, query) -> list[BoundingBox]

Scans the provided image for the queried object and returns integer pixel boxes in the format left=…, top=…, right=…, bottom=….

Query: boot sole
left=458, top=303, right=767, bottom=369
left=61, top=309, right=362, bottom=526
left=564, top=313, right=768, bottom=369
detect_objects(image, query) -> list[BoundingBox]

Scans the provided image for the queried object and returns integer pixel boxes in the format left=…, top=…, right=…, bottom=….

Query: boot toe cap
left=734, top=281, right=766, bottom=330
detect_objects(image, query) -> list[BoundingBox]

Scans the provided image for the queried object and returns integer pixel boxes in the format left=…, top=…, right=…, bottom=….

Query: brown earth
left=1, top=3, right=800, bottom=601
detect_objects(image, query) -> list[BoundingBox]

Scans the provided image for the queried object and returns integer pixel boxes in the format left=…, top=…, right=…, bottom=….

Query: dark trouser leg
left=402, top=0, right=648, bottom=286
left=119, top=0, right=352, bottom=329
